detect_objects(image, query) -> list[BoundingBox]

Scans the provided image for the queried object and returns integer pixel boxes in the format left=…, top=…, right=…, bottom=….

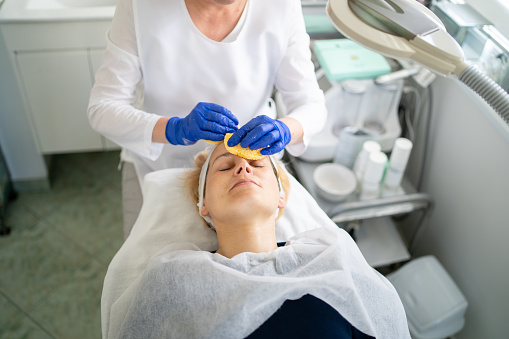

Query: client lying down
left=109, top=140, right=410, bottom=338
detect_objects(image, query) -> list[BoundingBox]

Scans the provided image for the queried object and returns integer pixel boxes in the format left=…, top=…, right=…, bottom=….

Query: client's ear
left=200, top=204, right=209, bottom=217
left=277, top=195, right=286, bottom=209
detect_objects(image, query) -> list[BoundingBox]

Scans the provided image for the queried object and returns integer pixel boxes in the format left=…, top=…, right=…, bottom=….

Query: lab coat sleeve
left=87, top=0, right=163, bottom=161
left=275, top=0, right=327, bottom=156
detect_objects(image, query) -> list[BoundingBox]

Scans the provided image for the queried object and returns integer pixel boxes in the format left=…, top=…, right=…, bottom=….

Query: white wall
left=405, top=76, right=509, bottom=338
left=0, top=27, right=48, bottom=186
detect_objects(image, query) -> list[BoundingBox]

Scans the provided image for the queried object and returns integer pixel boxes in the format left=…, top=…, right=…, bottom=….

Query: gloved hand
left=165, top=102, right=238, bottom=145
left=227, top=115, right=291, bottom=155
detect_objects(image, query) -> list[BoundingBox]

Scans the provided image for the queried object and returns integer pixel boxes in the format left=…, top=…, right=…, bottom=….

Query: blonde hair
left=182, top=149, right=291, bottom=229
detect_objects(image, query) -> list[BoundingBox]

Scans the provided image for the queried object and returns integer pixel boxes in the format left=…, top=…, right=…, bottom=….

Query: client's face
left=200, top=143, right=285, bottom=225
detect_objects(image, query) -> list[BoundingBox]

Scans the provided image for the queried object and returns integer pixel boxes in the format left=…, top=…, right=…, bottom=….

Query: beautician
left=87, top=0, right=327, bottom=234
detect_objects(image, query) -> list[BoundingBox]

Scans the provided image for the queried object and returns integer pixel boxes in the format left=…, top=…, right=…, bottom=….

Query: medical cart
left=287, top=156, right=433, bottom=269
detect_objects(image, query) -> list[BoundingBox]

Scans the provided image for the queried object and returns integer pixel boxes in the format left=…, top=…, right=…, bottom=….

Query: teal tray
left=313, top=39, right=391, bottom=82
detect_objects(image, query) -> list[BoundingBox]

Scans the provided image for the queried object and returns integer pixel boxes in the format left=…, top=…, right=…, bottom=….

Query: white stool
left=387, top=256, right=468, bottom=339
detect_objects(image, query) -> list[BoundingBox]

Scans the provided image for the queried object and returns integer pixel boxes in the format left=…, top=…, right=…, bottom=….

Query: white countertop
left=0, top=0, right=115, bottom=23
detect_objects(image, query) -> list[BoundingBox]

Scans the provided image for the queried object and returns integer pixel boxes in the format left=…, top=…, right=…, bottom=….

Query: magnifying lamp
left=326, top=0, right=509, bottom=124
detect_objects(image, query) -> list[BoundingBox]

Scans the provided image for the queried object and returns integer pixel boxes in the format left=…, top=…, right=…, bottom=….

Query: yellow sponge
left=224, top=133, right=265, bottom=160
left=205, top=134, right=265, bottom=160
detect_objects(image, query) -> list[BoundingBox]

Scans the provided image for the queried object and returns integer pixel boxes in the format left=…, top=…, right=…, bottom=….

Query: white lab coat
left=88, top=0, right=327, bottom=184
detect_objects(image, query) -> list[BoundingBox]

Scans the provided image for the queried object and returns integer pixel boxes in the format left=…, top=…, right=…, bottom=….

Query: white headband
left=197, top=150, right=214, bottom=227
left=197, top=149, right=284, bottom=230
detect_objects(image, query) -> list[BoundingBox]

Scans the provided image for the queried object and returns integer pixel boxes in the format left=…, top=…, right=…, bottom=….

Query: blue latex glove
left=165, top=102, right=238, bottom=145
left=227, top=115, right=291, bottom=155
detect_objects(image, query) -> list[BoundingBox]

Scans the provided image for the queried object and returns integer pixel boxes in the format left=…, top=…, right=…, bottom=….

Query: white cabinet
left=0, top=19, right=118, bottom=154
left=15, top=49, right=106, bottom=153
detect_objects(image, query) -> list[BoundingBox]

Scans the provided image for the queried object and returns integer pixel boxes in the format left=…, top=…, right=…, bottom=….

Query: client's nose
left=234, top=159, right=253, bottom=175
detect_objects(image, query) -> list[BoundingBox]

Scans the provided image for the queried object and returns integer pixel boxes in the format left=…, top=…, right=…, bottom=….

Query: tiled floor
left=0, top=151, right=124, bottom=338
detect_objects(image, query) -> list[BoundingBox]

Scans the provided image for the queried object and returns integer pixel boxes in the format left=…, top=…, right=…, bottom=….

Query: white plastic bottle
left=384, top=138, right=413, bottom=192
left=359, top=151, right=387, bottom=200
left=353, top=140, right=382, bottom=182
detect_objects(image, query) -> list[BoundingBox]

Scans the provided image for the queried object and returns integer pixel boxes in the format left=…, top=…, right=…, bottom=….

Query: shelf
left=355, top=217, right=410, bottom=268
left=289, top=157, right=432, bottom=223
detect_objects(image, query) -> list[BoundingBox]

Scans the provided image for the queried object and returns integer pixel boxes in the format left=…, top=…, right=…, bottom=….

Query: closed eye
left=250, top=160, right=266, bottom=168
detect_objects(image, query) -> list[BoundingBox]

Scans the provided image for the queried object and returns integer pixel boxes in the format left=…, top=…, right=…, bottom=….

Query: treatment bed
left=102, top=167, right=409, bottom=338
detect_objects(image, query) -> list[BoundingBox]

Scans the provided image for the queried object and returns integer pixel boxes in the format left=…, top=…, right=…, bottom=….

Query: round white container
left=313, top=163, right=357, bottom=202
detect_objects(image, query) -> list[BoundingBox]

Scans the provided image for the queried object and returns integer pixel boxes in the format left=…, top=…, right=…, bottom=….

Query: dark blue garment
left=246, top=294, right=375, bottom=339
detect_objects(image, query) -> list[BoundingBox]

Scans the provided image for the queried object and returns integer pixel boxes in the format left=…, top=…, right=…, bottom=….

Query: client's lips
left=230, top=179, right=260, bottom=191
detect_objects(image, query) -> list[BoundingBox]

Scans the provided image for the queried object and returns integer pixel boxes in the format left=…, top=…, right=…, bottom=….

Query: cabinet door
left=15, top=50, right=103, bottom=153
